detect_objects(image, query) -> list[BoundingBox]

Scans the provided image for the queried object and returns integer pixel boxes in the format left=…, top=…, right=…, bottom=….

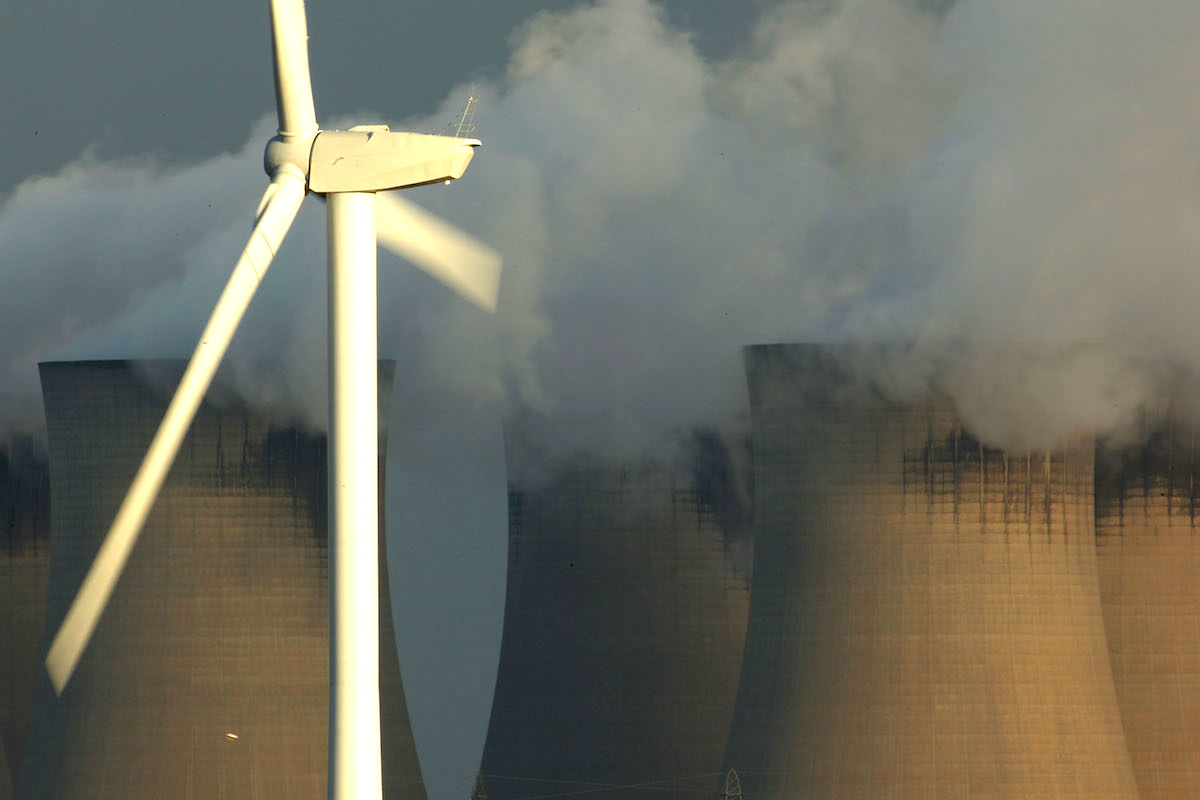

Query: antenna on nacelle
left=447, top=91, right=479, bottom=139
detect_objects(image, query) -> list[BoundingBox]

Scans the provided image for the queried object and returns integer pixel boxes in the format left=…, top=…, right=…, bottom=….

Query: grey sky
left=0, top=0, right=764, bottom=197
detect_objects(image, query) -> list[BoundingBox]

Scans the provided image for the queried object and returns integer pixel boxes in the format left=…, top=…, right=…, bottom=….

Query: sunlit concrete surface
left=0, top=435, right=50, bottom=800
left=1096, top=413, right=1200, bottom=799
left=16, top=361, right=423, bottom=799
left=480, top=434, right=751, bottom=799
left=725, top=344, right=1138, bottom=799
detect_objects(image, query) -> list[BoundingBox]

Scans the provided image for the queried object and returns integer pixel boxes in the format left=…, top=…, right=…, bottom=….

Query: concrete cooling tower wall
left=1096, top=413, right=1200, bottom=799
left=16, top=361, right=424, bottom=799
left=479, top=431, right=751, bottom=799
left=0, top=435, right=50, bottom=800
left=724, top=344, right=1138, bottom=799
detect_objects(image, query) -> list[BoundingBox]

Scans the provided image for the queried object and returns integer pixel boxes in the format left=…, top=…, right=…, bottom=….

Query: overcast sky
left=0, top=0, right=765, bottom=197
left=6, top=0, right=1200, bottom=798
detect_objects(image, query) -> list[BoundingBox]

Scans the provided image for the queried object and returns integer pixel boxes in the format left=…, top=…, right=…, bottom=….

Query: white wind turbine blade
left=269, top=0, right=318, bottom=139
left=375, top=192, right=502, bottom=312
left=44, top=172, right=308, bottom=694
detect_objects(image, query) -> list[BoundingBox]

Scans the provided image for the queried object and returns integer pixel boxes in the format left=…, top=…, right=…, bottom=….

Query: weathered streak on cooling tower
left=17, top=361, right=424, bottom=799
left=0, top=436, right=50, bottom=800
left=1096, top=414, right=1200, bottom=800
left=725, top=344, right=1137, bottom=799
left=480, top=439, right=751, bottom=799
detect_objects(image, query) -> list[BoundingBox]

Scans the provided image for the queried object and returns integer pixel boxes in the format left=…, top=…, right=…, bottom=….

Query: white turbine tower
left=42, top=1, right=501, bottom=798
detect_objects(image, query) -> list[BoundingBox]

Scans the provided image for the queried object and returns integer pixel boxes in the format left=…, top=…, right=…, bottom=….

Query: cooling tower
left=16, top=360, right=424, bottom=799
left=1096, top=412, right=1200, bottom=799
left=479, top=430, right=751, bottom=799
left=724, top=344, right=1138, bottom=798
left=0, top=435, right=50, bottom=800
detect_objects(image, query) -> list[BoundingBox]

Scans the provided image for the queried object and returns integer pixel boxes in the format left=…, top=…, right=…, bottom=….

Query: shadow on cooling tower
left=15, top=360, right=424, bottom=800
left=1096, top=399, right=1200, bottom=800
left=723, top=344, right=1139, bottom=799
left=477, top=421, right=753, bottom=800
left=0, top=433, right=51, bottom=800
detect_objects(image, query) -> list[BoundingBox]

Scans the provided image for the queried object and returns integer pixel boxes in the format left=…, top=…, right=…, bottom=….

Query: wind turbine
left=42, top=1, right=501, bottom=798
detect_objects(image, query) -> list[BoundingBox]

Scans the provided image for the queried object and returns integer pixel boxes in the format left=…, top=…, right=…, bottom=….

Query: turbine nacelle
left=264, top=125, right=481, bottom=193
left=311, top=127, right=480, bottom=192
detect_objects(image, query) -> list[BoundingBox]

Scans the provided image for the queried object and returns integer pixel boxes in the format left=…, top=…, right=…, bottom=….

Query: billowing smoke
left=2, top=0, right=1199, bottom=456
left=843, top=0, right=1200, bottom=449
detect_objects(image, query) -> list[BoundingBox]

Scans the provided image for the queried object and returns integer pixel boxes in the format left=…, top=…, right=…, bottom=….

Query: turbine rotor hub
left=263, top=133, right=317, bottom=184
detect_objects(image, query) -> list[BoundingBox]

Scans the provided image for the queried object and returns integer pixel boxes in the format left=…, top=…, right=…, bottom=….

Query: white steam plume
left=0, top=0, right=1198, bottom=454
